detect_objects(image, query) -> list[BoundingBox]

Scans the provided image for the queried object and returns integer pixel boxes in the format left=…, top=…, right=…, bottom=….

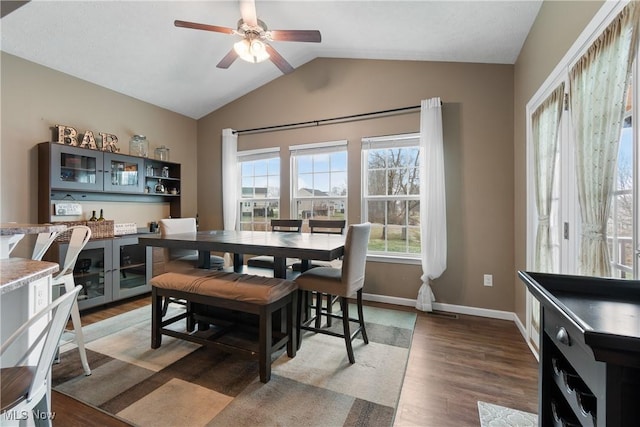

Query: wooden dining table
left=138, top=229, right=346, bottom=278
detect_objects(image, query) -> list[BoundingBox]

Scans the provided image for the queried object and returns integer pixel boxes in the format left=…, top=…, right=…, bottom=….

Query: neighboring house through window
left=290, top=140, right=347, bottom=228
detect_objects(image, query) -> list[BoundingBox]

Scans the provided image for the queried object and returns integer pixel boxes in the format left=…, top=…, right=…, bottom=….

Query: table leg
left=198, top=250, right=211, bottom=269
left=273, top=256, right=286, bottom=278
left=233, top=253, right=243, bottom=272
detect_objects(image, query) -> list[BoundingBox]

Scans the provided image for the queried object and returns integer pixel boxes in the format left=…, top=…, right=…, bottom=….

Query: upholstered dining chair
left=159, top=217, right=225, bottom=271
left=292, top=219, right=346, bottom=327
left=294, top=222, right=371, bottom=364
left=246, top=219, right=302, bottom=271
left=1, top=285, right=81, bottom=427
left=52, top=225, right=92, bottom=376
left=158, top=218, right=225, bottom=315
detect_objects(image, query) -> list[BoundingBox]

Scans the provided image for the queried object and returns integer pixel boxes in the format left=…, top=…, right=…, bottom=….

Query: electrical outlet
left=483, top=274, right=493, bottom=287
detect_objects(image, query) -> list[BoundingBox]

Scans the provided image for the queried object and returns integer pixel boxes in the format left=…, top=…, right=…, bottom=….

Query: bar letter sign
left=55, top=124, right=120, bottom=152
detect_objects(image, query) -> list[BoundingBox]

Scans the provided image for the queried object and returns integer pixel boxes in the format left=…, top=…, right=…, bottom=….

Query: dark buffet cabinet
left=38, top=141, right=181, bottom=222
left=519, top=271, right=640, bottom=427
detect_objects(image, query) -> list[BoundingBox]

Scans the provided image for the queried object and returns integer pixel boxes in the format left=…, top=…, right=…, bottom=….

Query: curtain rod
left=233, top=102, right=439, bottom=135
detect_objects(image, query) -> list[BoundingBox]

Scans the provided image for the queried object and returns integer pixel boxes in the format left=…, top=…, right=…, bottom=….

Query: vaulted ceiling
left=1, top=1, right=542, bottom=119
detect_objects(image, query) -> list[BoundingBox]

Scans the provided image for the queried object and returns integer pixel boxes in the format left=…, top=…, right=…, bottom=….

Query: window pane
left=313, top=153, right=330, bottom=172
left=267, top=176, right=280, bottom=197
left=330, top=171, right=347, bottom=196
left=267, top=157, right=279, bottom=175
left=367, top=170, right=387, bottom=196
left=331, top=152, right=347, bottom=171
left=298, top=155, right=313, bottom=173
left=368, top=150, right=386, bottom=169
left=408, top=227, right=421, bottom=253
left=314, top=172, right=330, bottom=193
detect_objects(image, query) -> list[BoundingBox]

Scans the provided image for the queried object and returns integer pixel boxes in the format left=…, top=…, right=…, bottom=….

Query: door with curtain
left=525, top=2, right=638, bottom=356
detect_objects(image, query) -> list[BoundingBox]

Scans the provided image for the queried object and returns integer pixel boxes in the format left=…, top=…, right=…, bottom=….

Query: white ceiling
left=1, top=0, right=542, bottom=119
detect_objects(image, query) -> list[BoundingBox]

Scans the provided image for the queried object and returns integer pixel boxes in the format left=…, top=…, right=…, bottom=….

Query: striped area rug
left=53, top=303, right=416, bottom=426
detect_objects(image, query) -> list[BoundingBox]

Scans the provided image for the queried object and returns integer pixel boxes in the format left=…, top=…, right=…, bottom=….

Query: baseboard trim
left=363, top=293, right=515, bottom=321
left=363, top=292, right=539, bottom=359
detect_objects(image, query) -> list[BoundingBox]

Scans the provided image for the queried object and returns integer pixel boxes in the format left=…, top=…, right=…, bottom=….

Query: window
left=362, top=133, right=421, bottom=257
left=608, top=77, right=634, bottom=278
left=237, top=148, right=280, bottom=231
left=290, top=141, right=347, bottom=225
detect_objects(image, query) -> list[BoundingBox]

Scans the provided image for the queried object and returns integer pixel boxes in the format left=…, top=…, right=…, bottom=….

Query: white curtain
left=416, top=97, right=447, bottom=312
left=569, top=2, right=638, bottom=277
left=222, top=128, right=238, bottom=266
left=532, top=83, right=564, bottom=273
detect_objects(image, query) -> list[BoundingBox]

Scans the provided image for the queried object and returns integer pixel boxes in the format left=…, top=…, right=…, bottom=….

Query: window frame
left=237, top=147, right=281, bottom=231
left=289, top=140, right=348, bottom=225
left=361, top=132, right=422, bottom=261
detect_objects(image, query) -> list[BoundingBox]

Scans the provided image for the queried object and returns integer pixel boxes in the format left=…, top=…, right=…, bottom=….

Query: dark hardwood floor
left=54, top=296, right=539, bottom=426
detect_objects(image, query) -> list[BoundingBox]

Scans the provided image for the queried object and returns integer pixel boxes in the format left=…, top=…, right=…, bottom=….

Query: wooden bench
left=149, top=271, right=298, bottom=383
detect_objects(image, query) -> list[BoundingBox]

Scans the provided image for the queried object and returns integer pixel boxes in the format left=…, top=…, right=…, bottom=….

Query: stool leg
left=287, top=292, right=297, bottom=358
left=340, top=297, right=355, bottom=364
left=326, top=294, right=333, bottom=327
left=357, top=289, right=369, bottom=344
left=314, top=292, right=323, bottom=329
left=64, top=276, right=91, bottom=376
left=151, top=288, right=162, bottom=349
left=296, top=290, right=304, bottom=350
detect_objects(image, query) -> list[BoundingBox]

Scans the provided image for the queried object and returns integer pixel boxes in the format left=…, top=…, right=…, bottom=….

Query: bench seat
left=150, top=271, right=297, bottom=383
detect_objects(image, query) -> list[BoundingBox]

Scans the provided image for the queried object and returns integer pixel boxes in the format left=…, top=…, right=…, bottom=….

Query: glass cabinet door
left=50, top=143, right=104, bottom=191
left=113, top=236, right=150, bottom=299
left=103, top=153, right=145, bottom=193
left=53, top=239, right=111, bottom=310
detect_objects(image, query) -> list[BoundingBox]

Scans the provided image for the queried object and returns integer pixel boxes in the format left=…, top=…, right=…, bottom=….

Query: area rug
left=52, top=303, right=416, bottom=426
left=478, top=401, right=537, bottom=427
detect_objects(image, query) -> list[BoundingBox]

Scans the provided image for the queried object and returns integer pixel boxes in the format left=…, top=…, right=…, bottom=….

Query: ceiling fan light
left=234, top=38, right=270, bottom=64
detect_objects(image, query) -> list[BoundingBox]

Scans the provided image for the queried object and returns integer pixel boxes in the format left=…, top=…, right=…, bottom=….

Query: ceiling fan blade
left=174, top=20, right=235, bottom=35
left=239, top=0, right=258, bottom=27
left=217, top=49, right=239, bottom=69
left=270, top=30, right=321, bottom=43
left=265, top=44, right=294, bottom=75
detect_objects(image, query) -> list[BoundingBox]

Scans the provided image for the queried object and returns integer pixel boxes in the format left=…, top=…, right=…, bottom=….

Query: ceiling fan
left=174, top=0, right=321, bottom=74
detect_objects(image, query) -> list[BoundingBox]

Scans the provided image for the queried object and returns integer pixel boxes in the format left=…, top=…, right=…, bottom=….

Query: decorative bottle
left=97, top=209, right=105, bottom=222
left=89, top=210, right=98, bottom=221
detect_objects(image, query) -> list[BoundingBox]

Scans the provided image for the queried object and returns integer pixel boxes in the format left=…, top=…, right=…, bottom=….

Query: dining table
left=138, top=229, right=346, bottom=278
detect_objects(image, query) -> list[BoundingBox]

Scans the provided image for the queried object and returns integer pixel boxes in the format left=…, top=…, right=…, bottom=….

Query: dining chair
left=158, top=218, right=225, bottom=315
left=1, top=285, right=82, bottom=427
left=159, top=217, right=225, bottom=271
left=52, top=225, right=92, bottom=376
left=31, top=231, right=60, bottom=261
left=294, top=222, right=371, bottom=364
left=292, top=219, right=346, bottom=327
left=246, top=219, right=302, bottom=271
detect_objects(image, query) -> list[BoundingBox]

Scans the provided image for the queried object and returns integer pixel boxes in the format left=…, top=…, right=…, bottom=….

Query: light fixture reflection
left=234, top=39, right=270, bottom=63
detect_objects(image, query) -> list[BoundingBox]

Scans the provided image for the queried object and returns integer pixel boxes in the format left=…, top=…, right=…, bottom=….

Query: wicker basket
left=54, top=220, right=115, bottom=241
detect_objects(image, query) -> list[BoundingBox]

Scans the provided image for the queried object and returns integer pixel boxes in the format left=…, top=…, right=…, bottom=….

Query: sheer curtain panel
left=532, top=83, right=564, bottom=273
left=416, top=97, right=447, bottom=312
left=222, top=128, right=238, bottom=266
left=569, top=2, right=639, bottom=276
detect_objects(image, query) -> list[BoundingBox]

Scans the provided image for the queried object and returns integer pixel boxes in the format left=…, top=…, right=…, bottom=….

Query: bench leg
left=151, top=288, right=163, bottom=349
left=287, top=292, right=297, bottom=358
left=259, top=305, right=272, bottom=383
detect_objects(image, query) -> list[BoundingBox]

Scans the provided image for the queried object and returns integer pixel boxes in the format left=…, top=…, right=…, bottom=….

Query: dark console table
left=519, top=271, right=640, bottom=427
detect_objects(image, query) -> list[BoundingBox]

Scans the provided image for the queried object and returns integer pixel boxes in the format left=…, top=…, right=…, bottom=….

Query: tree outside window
left=362, top=134, right=421, bottom=256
